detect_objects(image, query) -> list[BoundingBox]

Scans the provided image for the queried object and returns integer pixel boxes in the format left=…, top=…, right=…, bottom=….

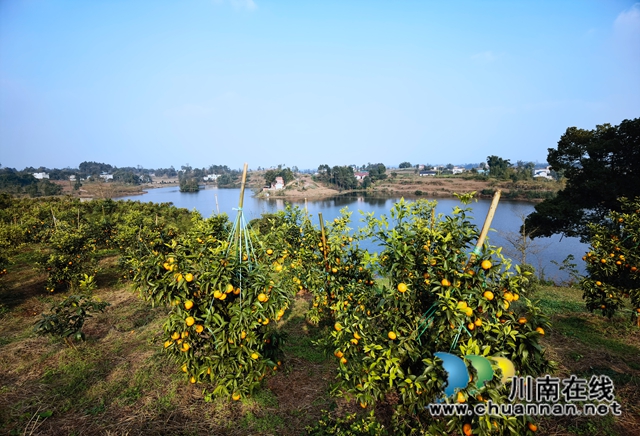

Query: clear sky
left=1, top=0, right=639, bottom=171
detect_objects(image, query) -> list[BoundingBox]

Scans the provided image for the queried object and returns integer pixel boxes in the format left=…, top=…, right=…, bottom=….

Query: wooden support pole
left=467, top=190, right=501, bottom=266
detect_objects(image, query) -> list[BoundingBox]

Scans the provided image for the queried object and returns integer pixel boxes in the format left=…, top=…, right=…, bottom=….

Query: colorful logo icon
left=434, top=352, right=515, bottom=397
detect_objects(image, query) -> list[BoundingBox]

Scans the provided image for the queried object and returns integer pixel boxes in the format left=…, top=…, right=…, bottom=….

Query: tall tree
left=486, top=156, right=511, bottom=179
left=525, top=118, right=640, bottom=241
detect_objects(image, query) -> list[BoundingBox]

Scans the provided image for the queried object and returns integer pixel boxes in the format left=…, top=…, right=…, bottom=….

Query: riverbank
left=252, top=170, right=562, bottom=202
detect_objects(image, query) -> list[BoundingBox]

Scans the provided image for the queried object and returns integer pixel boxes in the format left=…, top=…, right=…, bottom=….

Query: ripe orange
left=258, top=293, right=268, bottom=303
left=481, top=260, right=492, bottom=270
left=536, top=327, right=545, bottom=335
left=184, top=300, right=194, bottom=310
left=457, top=392, right=465, bottom=403
left=185, top=273, right=193, bottom=282
left=275, top=264, right=283, bottom=272
left=340, top=357, right=347, bottom=364
left=171, top=332, right=180, bottom=340
left=164, top=340, right=172, bottom=348
left=213, top=290, right=223, bottom=299
left=185, top=316, right=195, bottom=327
left=388, top=331, right=397, bottom=340
left=335, top=350, right=344, bottom=358
left=353, top=332, right=362, bottom=340
left=441, top=278, right=451, bottom=287
left=190, top=376, right=196, bottom=384
left=463, top=423, right=472, bottom=436
left=251, top=352, right=259, bottom=360
left=182, top=342, right=190, bottom=352
left=334, top=322, right=343, bottom=332
left=483, top=291, right=494, bottom=301
left=528, top=422, right=538, bottom=432
left=360, top=402, right=367, bottom=408
left=518, top=317, right=527, bottom=324
left=195, top=325, right=204, bottom=333
left=397, top=283, right=408, bottom=293
left=232, top=392, right=241, bottom=401
left=474, top=318, right=482, bottom=327
left=241, top=331, right=247, bottom=339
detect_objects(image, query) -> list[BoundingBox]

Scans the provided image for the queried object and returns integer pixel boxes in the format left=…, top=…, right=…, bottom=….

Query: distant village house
left=203, top=174, right=219, bottom=181
left=263, top=176, right=285, bottom=191
left=33, top=172, right=49, bottom=179
left=354, top=171, right=369, bottom=180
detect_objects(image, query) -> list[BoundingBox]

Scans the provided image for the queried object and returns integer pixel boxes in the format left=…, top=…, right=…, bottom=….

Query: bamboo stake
left=318, top=213, right=328, bottom=270
left=236, top=163, right=249, bottom=248
left=215, top=194, right=220, bottom=215
left=467, top=190, right=502, bottom=266
left=238, top=163, right=248, bottom=209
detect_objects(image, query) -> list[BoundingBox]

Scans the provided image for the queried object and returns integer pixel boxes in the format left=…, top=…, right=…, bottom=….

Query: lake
left=118, top=186, right=588, bottom=283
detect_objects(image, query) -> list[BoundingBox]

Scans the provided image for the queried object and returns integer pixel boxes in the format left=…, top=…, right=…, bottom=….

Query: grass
left=1, top=256, right=639, bottom=435
left=530, top=285, right=640, bottom=435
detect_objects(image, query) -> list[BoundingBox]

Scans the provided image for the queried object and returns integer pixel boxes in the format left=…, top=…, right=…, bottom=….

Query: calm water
left=119, top=186, right=587, bottom=282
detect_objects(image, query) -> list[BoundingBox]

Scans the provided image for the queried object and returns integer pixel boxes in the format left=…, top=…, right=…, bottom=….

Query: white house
left=99, top=173, right=113, bottom=181
left=452, top=166, right=465, bottom=174
left=534, top=167, right=553, bottom=180
left=203, top=174, right=219, bottom=181
left=33, top=172, right=49, bottom=179
left=69, top=175, right=76, bottom=181
left=354, top=171, right=369, bottom=180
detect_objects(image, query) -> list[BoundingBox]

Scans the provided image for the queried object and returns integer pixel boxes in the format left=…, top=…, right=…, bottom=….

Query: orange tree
left=39, top=221, right=97, bottom=292
left=131, top=212, right=294, bottom=400
left=316, top=198, right=552, bottom=435
left=581, top=197, right=640, bottom=324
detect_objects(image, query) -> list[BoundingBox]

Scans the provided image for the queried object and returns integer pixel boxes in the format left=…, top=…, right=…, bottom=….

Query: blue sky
left=1, top=0, right=639, bottom=171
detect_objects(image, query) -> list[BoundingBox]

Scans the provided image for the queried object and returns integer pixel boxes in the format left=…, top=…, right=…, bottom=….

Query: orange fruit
left=275, top=264, right=283, bottom=272
left=232, top=392, right=241, bottom=401
left=182, top=342, right=190, bottom=352
left=518, top=317, right=527, bottom=324
left=195, top=325, right=204, bottom=333
left=241, top=331, right=247, bottom=339
left=388, top=331, right=397, bottom=340
left=184, top=300, right=194, bottom=310
left=340, top=357, right=347, bottom=364
left=457, top=392, right=465, bottom=403
left=474, top=318, right=482, bottom=327
left=334, top=350, right=344, bottom=358
left=457, top=301, right=468, bottom=311
left=441, top=278, right=451, bottom=287
left=163, top=340, right=172, bottom=348
left=397, top=283, right=408, bottom=293
left=185, top=317, right=195, bottom=326
left=185, top=273, right=193, bottom=282
left=483, top=291, right=494, bottom=301
left=536, top=327, right=545, bottom=335
left=213, top=290, right=223, bottom=299
left=171, top=332, right=180, bottom=340
left=334, top=322, right=343, bottom=331
left=463, top=423, right=472, bottom=436
left=481, top=260, right=492, bottom=270
left=258, top=293, right=268, bottom=303
left=251, top=352, right=259, bottom=360
left=528, top=422, right=538, bottom=432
